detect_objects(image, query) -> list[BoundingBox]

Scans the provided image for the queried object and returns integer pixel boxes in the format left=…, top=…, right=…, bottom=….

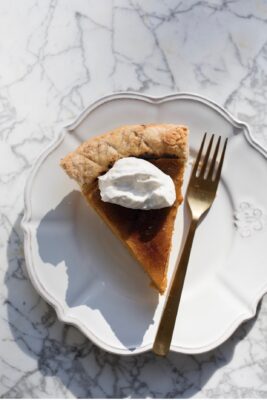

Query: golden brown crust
left=60, top=124, right=189, bottom=294
left=60, top=124, right=188, bottom=190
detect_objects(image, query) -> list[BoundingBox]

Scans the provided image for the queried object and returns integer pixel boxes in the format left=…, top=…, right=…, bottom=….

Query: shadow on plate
left=36, top=191, right=159, bottom=350
left=4, top=213, right=262, bottom=398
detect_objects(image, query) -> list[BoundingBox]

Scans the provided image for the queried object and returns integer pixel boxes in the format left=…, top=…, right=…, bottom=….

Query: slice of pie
left=60, top=124, right=188, bottom=294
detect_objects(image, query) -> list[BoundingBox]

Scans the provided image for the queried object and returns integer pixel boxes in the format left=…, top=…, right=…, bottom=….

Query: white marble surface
left=1, top=0, right=267, bottom=397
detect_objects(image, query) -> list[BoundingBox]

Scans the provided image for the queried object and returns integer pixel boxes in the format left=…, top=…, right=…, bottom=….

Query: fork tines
left=193, top=133, right=228, bottom=182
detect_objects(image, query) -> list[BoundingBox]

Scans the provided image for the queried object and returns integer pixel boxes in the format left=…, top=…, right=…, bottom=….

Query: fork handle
left=153, top=219, right=197, bottom=356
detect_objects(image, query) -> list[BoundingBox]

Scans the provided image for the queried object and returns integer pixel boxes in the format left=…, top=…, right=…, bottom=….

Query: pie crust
left=60, top=124, right=188, bottom=293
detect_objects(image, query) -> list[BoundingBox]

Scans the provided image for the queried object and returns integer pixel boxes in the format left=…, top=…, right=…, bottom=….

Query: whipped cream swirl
left=98, top=157, right=176, bottom=210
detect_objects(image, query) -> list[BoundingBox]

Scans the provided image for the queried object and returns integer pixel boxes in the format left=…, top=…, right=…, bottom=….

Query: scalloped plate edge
left=21, top=91, right=267, bottom=355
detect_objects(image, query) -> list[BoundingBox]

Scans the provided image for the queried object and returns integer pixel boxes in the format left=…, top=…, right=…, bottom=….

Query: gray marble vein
left=1, top=0, right=267, bottom=397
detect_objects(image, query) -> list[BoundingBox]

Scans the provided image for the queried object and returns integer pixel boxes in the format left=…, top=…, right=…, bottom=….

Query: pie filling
left=84, top=158, right=184, bottom=293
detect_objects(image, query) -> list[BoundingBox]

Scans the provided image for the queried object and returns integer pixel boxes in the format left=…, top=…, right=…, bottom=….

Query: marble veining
left=1, top=0, right=267, bottom=397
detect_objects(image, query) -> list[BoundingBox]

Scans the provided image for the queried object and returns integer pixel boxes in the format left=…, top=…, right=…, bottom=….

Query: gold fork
left=153, top=133, right=228, bottom=356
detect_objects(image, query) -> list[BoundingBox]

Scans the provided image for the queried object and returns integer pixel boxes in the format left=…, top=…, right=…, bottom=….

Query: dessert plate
left=22, top=92, right=267, bottom=355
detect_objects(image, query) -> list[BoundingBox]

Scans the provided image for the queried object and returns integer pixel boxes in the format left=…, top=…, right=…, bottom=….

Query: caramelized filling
left=84, top=158, right=185, bottom=293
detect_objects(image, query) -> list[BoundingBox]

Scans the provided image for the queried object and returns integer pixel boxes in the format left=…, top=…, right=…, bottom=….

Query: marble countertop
left=1, top=0, right=267, bottom=397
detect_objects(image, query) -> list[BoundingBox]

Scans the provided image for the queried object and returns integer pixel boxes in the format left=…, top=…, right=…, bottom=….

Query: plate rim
left=21, top=91, right=267, bottom=355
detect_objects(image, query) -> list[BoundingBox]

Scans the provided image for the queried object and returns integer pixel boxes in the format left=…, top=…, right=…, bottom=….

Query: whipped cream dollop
left=98, top=157, right=176, bottom=210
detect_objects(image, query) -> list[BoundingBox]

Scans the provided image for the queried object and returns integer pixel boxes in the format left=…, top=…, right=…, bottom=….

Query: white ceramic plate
left=22, top=92, right=267, bottom=355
